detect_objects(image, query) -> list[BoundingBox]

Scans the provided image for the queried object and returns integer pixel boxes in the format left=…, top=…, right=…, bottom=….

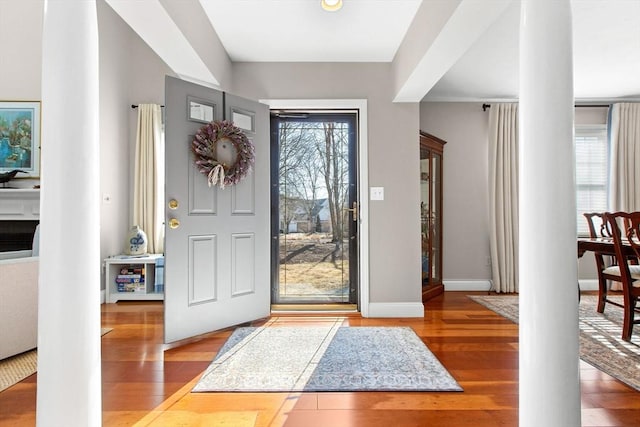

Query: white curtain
left=133, top=104, right=164, bottom=254
left=610, top=102, right=640, bottom=211
left=488, top=103, right=519, bottom=293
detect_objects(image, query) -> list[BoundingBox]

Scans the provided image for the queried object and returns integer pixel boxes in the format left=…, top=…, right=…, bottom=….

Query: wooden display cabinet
left=420, top=131, right=446, bottom=301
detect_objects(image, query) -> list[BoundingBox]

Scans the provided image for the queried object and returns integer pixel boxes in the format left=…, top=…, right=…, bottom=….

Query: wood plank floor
left=1, top=292, right=639, bottom=426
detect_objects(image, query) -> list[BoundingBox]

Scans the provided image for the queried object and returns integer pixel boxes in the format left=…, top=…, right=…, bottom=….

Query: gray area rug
left=469, top=295, right=640, bottom=391
left=193, top=324, right=462, bottom=393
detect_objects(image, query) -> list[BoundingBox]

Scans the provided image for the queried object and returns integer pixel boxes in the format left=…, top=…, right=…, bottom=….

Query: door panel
left=189, top=156, right=218, bottom=215
left=164, top=76, right=270, bottom=343
left=231, top=175, right=255, bottom=214
left=188, top=234, right=217, bottom=305
left=231, top=233, right=255, bottom=295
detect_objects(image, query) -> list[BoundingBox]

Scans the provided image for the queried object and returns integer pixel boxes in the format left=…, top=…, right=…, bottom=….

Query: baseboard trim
left=578, top=279, right=598, bottom=291
left=442, top=280, right=598, bottom=292
left=367, top=302, right=424, bottom=318
left=443, top=280, right=492, bottom=292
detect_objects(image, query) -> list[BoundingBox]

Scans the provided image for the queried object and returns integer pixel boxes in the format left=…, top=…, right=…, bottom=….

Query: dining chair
left=603, top=211, right=640, bottom=341
left=583, top=213, right=625, bottom=312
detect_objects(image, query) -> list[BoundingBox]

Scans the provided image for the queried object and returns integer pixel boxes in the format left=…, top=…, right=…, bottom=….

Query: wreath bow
left=207, top=163, right=226, bottom=189
left=191, top=120, right=255, bottom=189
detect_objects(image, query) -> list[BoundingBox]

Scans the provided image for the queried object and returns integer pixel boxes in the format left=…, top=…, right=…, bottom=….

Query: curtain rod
left=482, top=103, right=610, bottom=111
left=131, top=104, right=164, bottom=109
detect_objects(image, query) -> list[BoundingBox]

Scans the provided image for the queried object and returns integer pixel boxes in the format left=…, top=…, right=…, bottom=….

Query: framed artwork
left=0, top=101, right=41, bottom=178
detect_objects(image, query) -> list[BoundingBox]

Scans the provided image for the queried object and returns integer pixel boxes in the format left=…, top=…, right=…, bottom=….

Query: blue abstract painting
left=0, top=101, right=40, bottom=177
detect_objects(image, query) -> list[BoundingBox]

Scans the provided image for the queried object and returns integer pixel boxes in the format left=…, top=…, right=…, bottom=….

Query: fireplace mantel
left=0, top=189, right=40, bottom=221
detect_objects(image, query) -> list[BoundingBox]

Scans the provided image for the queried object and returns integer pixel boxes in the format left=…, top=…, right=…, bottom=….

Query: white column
left=38, top=1, right=101, bottom=426
left=519, top=1, right=580, bottom=426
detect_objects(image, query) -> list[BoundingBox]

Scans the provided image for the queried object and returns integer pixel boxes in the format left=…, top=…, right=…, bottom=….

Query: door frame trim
left=263, top=99, right=370, bottom=317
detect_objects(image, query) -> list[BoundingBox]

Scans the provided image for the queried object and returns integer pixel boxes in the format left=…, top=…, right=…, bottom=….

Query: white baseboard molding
left=442, top=280, right=597, bottom=292
left=367, top=302, right=424, bottom=318
left=578, top=279, right=598, bottom=291
left=443, top=280, right=492, bottom=292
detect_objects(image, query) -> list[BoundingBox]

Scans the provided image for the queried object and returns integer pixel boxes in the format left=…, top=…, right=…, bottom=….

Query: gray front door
left=164, top=76, right=270, bottom=343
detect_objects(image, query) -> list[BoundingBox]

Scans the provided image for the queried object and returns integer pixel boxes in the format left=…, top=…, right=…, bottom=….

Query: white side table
left=104, top=254, right=164, bottom=303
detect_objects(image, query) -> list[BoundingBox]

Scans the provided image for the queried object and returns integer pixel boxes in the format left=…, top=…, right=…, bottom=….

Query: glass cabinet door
left=420, top=157, right=430, bottom=281
left=431, top=152, right=442, bottom=285
left=420, top=132, right=446, bottom=301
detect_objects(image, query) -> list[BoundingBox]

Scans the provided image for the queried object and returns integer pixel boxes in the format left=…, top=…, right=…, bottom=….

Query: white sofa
left=0, top=232, right=39, bottom=360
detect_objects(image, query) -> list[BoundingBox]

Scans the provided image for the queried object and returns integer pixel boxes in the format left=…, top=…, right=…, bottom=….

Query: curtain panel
left=610, top=103, right=640, bottom=211
left=488, top=103, right=519, bottom=293
left=133, top=104, right=164, bottom=254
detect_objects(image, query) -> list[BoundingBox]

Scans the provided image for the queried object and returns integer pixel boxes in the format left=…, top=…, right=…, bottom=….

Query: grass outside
left=279, top=233, right=350, bottom=296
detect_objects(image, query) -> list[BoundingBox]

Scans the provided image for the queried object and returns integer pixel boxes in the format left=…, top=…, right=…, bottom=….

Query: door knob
left=168, top=199, right=179, bottom=209
left=343, top=201, right=358, bottom=222
left=169, top=218, right=180, bottom=229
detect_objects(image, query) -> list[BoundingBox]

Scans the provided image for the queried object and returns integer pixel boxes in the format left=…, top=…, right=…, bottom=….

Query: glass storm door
left=270, top=112, right=358, bottom=305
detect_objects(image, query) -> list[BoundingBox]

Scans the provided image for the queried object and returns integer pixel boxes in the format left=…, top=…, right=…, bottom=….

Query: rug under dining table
left=469, top=294, right=640, bottom=391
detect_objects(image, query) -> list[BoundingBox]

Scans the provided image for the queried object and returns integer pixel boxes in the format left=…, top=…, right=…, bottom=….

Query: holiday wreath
left=191, top=120, right=254, bottom=189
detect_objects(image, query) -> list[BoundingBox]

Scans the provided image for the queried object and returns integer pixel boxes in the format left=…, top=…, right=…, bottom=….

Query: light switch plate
left=370, top=187, right=384, bottom=201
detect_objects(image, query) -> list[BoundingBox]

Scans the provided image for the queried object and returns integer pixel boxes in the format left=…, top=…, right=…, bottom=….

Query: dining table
left=578, top=237, right=636, bottom=259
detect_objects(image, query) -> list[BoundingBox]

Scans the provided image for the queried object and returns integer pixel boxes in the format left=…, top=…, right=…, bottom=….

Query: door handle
left=343, top=201, right=358, bottom=222
left=169, top=218, right=180, bottom=229
left=168, top=199, right=179, bottom=209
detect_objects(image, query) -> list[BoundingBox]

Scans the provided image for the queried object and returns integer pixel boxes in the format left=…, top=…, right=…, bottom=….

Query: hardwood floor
left=1, top=292, right=639, bottom=426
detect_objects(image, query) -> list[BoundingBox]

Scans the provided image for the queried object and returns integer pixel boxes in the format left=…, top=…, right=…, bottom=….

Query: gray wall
left=232, top=63, right=422, bottom=304
left=0, top=0, right=43, bottom=190
left=7, top=1, right=423, bottom=303
left=9, top=2, right=602, bottom=298
left=0, top=1, right=42, bottom=100
left=420, top=103, right=492, bottom=282
left=97, top=0, right=174, bottom=289
left=2, top=1, right=174, bottom=291
left=420, top=102, right=601, bottom=284
left=97, top=0, right=172, bottom=289
left=98, top=0, right=133, bottom=276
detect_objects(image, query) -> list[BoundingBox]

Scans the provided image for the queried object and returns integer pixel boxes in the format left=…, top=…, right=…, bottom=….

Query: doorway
left=270, top=112, right=359, bottom=307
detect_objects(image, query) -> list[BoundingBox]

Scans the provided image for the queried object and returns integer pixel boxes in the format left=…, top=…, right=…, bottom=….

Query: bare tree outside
left=317, top=122, right=349, bottom=243
left=278, top=122, right=313, bottom=233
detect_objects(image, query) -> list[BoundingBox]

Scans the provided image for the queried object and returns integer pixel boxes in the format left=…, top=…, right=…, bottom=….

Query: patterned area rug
left=0, top=327, right=113, bottom=392
left=193, top=323, right=462, bottom=392
left=469, top=295, right=640, bottom=391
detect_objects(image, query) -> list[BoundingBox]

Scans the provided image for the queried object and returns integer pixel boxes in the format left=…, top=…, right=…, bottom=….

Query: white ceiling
left=199, top=0, right=423, bottom=62
left=108, top=0, right=640, bottom=101
left=426, top=0, right=640, bottom=101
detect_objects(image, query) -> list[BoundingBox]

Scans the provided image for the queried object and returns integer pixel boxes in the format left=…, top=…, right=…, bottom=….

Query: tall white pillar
left=519, top=1, right=580, bottom=426
left=38, top=1, right=101, bottom=426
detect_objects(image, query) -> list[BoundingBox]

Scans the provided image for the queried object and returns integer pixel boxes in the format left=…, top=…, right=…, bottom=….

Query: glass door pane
left=272, top=114, right=357, bottom=304
left=420, top=157, right=430, bottom=282
left=431, top=153, right=442, bottom=283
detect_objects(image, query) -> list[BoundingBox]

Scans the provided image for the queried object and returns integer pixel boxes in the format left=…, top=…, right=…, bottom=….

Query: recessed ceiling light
left=321, top=0, right=343, bottom=12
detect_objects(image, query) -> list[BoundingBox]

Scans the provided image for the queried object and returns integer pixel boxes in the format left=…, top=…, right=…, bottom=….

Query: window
left=575, top=125, right=608, bottom=236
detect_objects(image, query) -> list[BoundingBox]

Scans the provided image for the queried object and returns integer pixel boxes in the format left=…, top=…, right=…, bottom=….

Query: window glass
left=576, top=125, right=608, bottom=236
